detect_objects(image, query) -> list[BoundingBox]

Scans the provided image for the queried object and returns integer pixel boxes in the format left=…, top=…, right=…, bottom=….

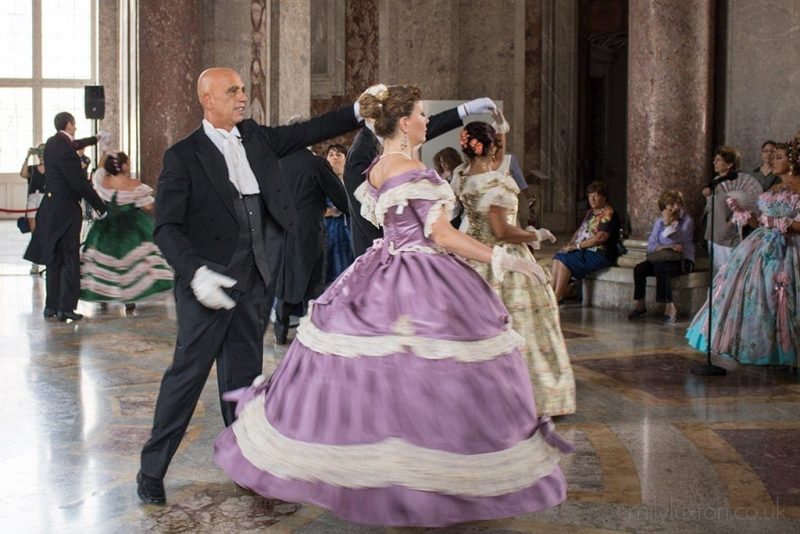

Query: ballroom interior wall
left=113, top=0, right=799, bottom=230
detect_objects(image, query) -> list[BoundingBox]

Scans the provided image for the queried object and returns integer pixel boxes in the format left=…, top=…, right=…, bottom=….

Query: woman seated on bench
left=628, top=190, right=695, bottom=324
left=551, top=180, right=620, bottom=303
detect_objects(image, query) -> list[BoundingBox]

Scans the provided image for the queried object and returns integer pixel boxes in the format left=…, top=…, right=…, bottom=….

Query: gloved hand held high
left=459, top=97, right=496, bottom=119
left=491, top=246, right=546, bottom=285
left=355, top=83, right=388, bottom=122
left=191, top=266, right=237, bottom=310
left=491, top=109, right=510, bottom=135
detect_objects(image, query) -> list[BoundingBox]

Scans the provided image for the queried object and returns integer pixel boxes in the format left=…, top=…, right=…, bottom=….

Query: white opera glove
left=490, top=109, right=510, bottom=134
left=491, top=246, right=546, bottom=285
left=525, top=226, right=556, bottom=249
left=191, top=266, right=237, bottom=310
left=458, top=97, right=497, bottom=119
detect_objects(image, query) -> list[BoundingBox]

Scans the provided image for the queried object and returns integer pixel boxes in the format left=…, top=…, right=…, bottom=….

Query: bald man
left=138, top=67, right=361, bottom=504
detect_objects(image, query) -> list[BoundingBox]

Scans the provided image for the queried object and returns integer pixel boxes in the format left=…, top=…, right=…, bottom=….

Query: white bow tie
left=220, top=131, right=260, bottom=195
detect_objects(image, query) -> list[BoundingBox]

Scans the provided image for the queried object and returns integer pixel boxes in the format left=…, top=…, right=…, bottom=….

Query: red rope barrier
left=0, top=208, right=37, bottom=213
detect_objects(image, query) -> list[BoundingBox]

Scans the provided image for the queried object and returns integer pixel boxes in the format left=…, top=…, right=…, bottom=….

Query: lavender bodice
left=356, top=168, right=455, bottom=251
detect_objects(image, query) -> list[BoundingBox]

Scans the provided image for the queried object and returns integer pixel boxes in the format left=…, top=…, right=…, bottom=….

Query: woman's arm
left=430, top=211, right=493, bottom=263
left=489, top=110, right=507, bottom=171
left=20, top=150, right=32, bottom=178
left=574, top=231, right=610, bottom=250
left=488, top=206, right=537, bottom=244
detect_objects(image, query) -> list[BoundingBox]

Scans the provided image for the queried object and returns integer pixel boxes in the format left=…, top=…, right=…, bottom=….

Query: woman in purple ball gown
left=214, top=85, right=572, bottom=527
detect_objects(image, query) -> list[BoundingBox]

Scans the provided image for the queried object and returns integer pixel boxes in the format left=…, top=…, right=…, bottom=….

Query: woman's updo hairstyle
left=459, top=121, right=501, bottom=160
left=358, top=85, right=422, bottom=138
left=103, top=151, right=129, bottom=175
left=777, top=137, right=800, bottom=176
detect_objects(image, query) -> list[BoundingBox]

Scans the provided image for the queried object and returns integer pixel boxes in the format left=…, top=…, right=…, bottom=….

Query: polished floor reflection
left=1, top=222, right=799, bottom=533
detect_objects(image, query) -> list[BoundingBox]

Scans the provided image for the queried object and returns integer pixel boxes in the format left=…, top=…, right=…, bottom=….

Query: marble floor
left=1, top=221, right=799, bottom=533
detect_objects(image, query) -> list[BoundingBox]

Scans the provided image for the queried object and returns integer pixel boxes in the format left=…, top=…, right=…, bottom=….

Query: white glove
left=191, top=266, right=236, bottom=310
left=525, top=226, right=556, bottom=249
left=458, top=97, right=496, bottom=118
left=490, top=109, right=510, bottom=134
left=491, top=246, right=546, bottom=285
left=355, top=83, right=388, bottom=122
left=96, top=131, right=113, bottom=153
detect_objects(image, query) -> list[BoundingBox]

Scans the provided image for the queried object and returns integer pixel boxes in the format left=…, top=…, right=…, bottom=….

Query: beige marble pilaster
left=268, top=0, right=310, bottom=123
left=540, top=0, right=578, bottom=232
left=627, top=0, right=714, bottom=237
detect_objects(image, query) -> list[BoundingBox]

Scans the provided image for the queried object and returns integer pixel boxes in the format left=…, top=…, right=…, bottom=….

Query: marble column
left=627, top=0, right=714, bottom=237
left=139, top=0, right=204, bottom=186
left=540, top=0, right=578, bottom=232
left=268, top=0, right=310, bottom=123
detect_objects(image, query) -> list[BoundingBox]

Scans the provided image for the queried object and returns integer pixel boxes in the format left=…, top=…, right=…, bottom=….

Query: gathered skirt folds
left=686, top=227, right=800, bottom=366
left=214, top=242, right=571, bottom=527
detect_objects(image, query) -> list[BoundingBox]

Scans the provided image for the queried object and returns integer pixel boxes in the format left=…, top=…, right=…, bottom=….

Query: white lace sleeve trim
left=295, top=304, right=523, bottom=361
left=476, top=186, right=518, bottom=213
left=354, top=181, right=381, bottom=227
left=232, top=398, right=565, bottom=496
left=92, top=169, right=154, bottom=206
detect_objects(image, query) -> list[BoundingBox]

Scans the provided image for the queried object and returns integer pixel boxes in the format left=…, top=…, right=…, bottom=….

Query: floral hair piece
left=459, top=128, right=484, bottom=156
left=790, top=134, right=800, bottom=167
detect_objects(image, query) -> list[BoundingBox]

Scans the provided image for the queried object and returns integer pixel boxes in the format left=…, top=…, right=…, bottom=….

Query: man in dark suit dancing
left=24, top=112, right=106, bottom=321
left=273, top=143, right=349, bottom=344
left=344, top=92, right=498, bottom=257
left=137, top=67, right=362, bottom=504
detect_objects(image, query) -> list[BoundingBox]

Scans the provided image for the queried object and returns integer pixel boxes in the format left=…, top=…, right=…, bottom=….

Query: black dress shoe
left=43, top=307, right=57, bottom=318
left=57, top=311, right=84, bottom=322
left=137, top=471, right=166, bottom=505
left=627, top=309, right=647, bottom=320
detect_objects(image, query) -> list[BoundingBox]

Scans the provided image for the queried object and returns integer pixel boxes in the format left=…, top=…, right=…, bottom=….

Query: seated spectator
left=628, top=190, right=695, bottom=324
left=551, top=180, right=620, bottom=303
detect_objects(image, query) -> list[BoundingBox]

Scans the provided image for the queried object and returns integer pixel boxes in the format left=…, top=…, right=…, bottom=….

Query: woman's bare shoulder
left=369, top=156, right=426, bottom=188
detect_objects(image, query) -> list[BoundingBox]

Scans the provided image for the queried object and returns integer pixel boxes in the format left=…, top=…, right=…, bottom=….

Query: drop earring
left=401, top=132, right=408, bottom=151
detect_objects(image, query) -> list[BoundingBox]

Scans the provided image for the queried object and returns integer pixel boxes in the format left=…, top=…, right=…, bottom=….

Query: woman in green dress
left=458, top=119, right=576, bottom=416
left=80, top=152, right=173, bottom=305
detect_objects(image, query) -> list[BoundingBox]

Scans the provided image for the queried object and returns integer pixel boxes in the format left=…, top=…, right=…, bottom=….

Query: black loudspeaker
left=84, top=85, right=105, bottom=120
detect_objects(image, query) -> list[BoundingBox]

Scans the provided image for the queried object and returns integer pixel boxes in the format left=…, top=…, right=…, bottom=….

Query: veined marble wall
left=722, top=0, right=800, bottom=168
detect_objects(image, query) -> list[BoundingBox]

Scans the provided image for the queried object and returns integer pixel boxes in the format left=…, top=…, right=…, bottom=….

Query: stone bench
left=582, top=266, right=710, bottom=317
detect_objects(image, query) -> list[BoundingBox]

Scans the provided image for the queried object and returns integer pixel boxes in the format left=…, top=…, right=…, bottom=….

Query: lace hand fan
left=719, top=176, right=761, bottom=213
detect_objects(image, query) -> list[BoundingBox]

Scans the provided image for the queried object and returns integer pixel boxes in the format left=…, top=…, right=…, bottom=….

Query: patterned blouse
left=575, top=205, right=616, bottom=253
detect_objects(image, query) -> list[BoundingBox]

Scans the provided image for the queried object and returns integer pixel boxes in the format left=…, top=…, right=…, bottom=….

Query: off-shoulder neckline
left=367, top=168, right=442, bottom=194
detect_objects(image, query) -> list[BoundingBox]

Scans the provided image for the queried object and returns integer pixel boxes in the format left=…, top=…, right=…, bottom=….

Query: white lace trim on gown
left=295, top=303, right=523, bottom=361
left=232, top=397, right=565, bottom=497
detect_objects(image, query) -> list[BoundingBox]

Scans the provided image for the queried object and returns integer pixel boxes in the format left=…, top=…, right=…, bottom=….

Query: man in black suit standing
left=343, top=93, right=498, bottom=257
left=24, top=112, right=106, bottom=321
left=273, top=143, right=349, bottom=344
left=137, top=67, right=362, bottom=504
